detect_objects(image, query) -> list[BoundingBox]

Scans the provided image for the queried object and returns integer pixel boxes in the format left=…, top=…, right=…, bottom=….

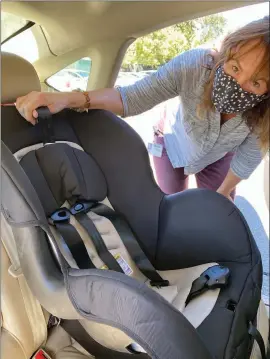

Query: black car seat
left=1, top=52, right=269, bottom=359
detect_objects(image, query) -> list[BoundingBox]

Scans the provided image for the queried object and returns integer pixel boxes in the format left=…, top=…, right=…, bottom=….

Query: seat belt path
left=70, top=203, right=124, bottom=273
left=61, top=320, right=150, bottom=359
left=49, top=208, right=95, bottom=270
left=71, top=201, right=169, bottom=287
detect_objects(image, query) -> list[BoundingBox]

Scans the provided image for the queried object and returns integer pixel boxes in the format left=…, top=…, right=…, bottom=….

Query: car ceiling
left=2, top=1, right=261, bottom=56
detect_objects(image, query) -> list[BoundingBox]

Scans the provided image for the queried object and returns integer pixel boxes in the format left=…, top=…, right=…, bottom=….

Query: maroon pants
left=152, top=135, right=236, bottom=199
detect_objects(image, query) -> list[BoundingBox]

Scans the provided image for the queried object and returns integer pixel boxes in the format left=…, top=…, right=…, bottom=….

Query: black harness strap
left=49, top=209, right=95, bottom=270
left=36, top=107, right=55, bottom=144
left=71, top=208, right=124, bottom=273
left=20, top=150, right=59, bottom=215
left=61, top=320, right=150, bottom=359
left=91, top=203, right=169, bottom=287
left=20, top=145, right=95, bottom=271
left=248, top=322, right=267, bottom=359
left=185, top=276, right=208, bottom=306
left=71, top=201, right=168, bottom=287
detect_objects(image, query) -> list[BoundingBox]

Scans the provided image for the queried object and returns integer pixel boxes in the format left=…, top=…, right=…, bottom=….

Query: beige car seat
left=1, top=215, right=93, bottom=359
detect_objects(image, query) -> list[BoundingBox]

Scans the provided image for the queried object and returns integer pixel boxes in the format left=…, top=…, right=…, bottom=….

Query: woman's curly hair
left=199, top=16, right=269, bottom=152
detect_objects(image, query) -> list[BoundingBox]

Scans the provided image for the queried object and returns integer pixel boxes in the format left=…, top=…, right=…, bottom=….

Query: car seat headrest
left=1, top=52, right=41, bottom=103
left=20, top=143, right=107, bottom=215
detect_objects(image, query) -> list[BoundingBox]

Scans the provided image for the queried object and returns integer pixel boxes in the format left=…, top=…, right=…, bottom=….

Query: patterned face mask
left=212, top=65, right=267, bottom=113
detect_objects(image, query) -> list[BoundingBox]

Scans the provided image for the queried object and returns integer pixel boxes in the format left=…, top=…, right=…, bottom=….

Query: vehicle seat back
left=1, top=219, right=48, bottom=359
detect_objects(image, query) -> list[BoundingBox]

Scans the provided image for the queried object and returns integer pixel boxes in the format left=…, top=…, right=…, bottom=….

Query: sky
left=199, top=2, right=269, bottom=49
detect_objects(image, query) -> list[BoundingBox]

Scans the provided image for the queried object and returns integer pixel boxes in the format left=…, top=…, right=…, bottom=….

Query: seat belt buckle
left=32, top=348, right=52, bottom=359
left=48, top=314, right=61, bottom=329
left=203, top=265, right=230, bottom=289
left=70, top=201, right=96, bottom=215
left=48, top=208, right=70, bottom=225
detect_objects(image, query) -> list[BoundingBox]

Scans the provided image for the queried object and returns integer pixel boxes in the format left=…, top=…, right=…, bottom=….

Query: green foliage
left=122, top=14, right=227, bottom=70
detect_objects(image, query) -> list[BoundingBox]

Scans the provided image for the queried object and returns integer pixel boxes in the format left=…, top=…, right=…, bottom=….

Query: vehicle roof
left=2, top=1, right=259, bottom=56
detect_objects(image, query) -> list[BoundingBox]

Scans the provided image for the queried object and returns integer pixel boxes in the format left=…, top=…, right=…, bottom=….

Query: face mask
left=212, top=65, right=267, bottom=113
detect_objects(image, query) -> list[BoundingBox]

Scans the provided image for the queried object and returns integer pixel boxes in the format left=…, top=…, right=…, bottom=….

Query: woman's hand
left=16, top=91, right=84, bottom=125
left=216, top=168, right=242, bottom=202
left=216, top=188, right=233, bottom=202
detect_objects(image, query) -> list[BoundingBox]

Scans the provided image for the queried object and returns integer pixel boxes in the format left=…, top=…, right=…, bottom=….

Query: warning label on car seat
left=101, top=253, right=133, bottom=276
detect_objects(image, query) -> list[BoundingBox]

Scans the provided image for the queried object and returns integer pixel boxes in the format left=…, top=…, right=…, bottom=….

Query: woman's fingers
left=16, top=91, right=45, bottom=124
left=24, top=100, right=36, bottom=124
left=15, top=95, right=25, bottom=109
left=33, top=109, right=38, bottom=119
left=16, top=91, right=70, bottom=124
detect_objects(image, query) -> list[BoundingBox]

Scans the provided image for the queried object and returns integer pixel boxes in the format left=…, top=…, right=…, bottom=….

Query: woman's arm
left=16, top=48, right=205, bottom=124
left=16, top=59, right=180, bottom=124
left=217, top=169, right=242, bottom=200
left=217, top=133, right=263, bottom=200
left=16, top=88, right=124, bottom=124
left=117, top=48, right=206, bottom=117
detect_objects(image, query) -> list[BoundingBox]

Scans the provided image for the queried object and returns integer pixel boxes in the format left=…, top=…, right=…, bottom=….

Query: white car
left=47, top=68, right=88, bottom=92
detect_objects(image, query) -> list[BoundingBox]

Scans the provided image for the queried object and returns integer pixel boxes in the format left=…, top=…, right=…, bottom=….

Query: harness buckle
left=185, top=265, right=230, bottom=305
left=70, top=201, right=96, bottom=215
left=49, top=208, right=70, bottom=225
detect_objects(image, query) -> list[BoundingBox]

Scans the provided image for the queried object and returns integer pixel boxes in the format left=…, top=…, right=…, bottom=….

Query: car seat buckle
left=48, top=208, right=70, bottom=225
left=70, top=201, right=96, bottom=215
left=203, top=265, right=230, bottom=289
left=150, top=279, right=169, bottom=288
left=185, top=265, right=230, bottom=305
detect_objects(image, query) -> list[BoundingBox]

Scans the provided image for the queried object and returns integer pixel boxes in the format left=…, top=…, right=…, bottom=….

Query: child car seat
left=1, top=52, right=269, bottom=359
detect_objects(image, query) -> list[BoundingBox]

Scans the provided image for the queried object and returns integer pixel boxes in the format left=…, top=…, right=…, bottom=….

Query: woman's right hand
left=15, top=91, right=83, bottom=125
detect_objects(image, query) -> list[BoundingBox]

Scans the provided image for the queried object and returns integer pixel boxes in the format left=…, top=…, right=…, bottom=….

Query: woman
left=16, top=16, right=269, bottom=200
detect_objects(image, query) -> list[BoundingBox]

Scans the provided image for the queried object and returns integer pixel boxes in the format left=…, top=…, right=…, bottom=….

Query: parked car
left=46, top=68, right=88, bottom=92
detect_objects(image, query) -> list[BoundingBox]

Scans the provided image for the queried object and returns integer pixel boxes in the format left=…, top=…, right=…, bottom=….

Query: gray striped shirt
left=117, top=48, right=263, bottom=179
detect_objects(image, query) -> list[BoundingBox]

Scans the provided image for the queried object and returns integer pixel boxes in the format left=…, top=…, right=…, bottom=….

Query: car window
left=1, top=12, right=38, bottom=63
left=1, top=12, right=30, bottom=43
left=46, top=57, right=92, bottom=92
left=116, top=4, right=269, bottom=148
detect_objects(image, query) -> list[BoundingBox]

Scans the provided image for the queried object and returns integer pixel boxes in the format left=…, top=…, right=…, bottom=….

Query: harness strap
left=73, top=201, right=169, bottom=287
left=248, top=321, right=267, bottom=359
left=36, top=107, right=55, bottom=144
left=49, top=208, right=95, bottom=270
left=61, top=320, right=150, bottom=358
left=72, top=208, right=124, bottom=273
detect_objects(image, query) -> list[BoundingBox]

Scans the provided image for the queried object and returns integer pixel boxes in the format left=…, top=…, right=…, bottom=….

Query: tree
left=122, top=14, right=227, bottom=70
left=180, top=14, right=227, bottom=48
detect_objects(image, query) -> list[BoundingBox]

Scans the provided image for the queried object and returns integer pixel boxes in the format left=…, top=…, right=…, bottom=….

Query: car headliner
left=2, top=1, right=260, bottom=56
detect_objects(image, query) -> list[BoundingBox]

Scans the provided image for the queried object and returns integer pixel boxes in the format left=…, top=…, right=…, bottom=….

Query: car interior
left=1, top=2, right=269, bottom=359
